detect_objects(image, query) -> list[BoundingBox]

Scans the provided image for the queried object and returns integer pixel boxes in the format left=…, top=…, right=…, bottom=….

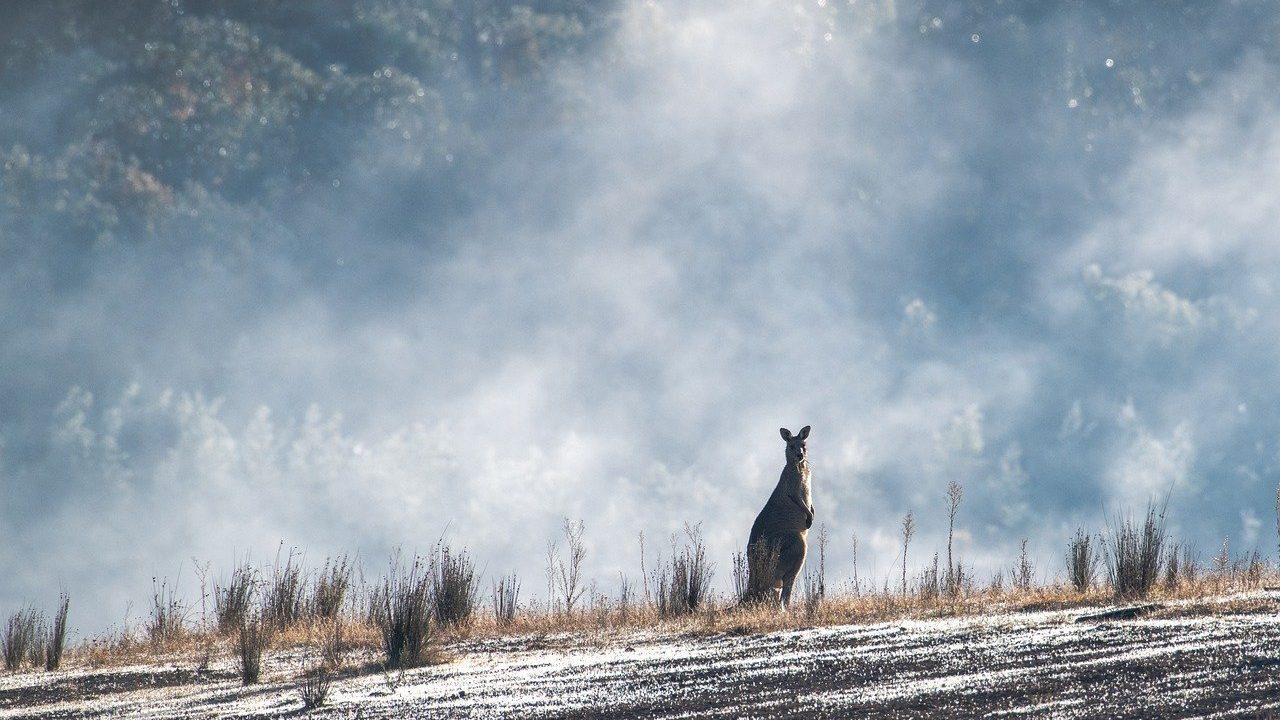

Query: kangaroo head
left=779, top=425, right=811, bottom=465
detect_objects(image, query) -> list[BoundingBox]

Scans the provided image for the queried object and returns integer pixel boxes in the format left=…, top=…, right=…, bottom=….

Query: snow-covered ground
left=3, top=594, right=1279, bottom=719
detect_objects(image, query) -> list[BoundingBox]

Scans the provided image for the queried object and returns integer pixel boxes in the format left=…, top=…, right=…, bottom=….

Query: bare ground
left=3, top=594, right=1279, bottom=719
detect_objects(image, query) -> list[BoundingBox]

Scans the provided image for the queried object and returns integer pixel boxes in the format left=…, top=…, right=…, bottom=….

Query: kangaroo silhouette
left=745, top=425, right=813, bottom=608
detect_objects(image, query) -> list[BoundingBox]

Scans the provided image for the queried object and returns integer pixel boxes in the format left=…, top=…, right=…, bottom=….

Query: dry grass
left=49, top=567, right=1280, bottom=687
left=148, top=577, right=186, bottom=649
left=215, top=561, right=257, bottom=635
left=431, top=544, right=479, bottom=628
left=3, top=608, right=41, bottom=671
left=45, top=594, right=69, bottom=671
left=1106, top=503, right=1168, bottom=599
left=42, top=534, right=1280, bottom=683
left=310, top=555, right=353, bottom=620
left=370, top=553, right=433, bottom=668
left=237, top=615, right=272, bottom=685
left=298, top=664, right=332, bottom=709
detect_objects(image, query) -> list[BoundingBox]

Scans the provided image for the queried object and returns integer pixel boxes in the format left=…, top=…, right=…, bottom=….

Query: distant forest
left=0, top=1, right=611, bottom=260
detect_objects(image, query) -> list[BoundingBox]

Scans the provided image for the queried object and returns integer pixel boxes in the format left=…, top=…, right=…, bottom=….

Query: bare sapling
left=638, top=532, right=651, bottom=608
left=557, top=518, right=587, bottom=616
left=544, top=539, right=559, bottom=615
left=1014, top=539, right=1034, bottom=591
left=945, top=481, right=964, bottom=597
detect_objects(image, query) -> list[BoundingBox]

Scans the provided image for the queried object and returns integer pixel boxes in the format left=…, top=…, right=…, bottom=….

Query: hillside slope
left=2, top=596, right=1278, bottom=719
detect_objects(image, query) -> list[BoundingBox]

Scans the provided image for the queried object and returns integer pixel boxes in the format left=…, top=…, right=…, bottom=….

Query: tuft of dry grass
left=1068, top=530, right=1100, bottom=593
left=45, top=594, right=69, bottom=671
left=215, top=560, right=256, bottom=635
left=310, top=555, right=353, bottom=621
left=264, top=547, right=305, bottom=630
left=654, top=525, right=714, bottom=618
left=431, top=544, right=479, bottom=628
left=148, top=577, right=185, bottom=649
left=298, top=664, right=331, bottom=709
left=3, top=608, right=41, bottom=671
left=237, top=614, right=272, bottom=685
left=492, top=573, right=520, bottom=628
left=1106, top=504, right=1168, bottom=599
left=370, top=553, right=432, bottom=668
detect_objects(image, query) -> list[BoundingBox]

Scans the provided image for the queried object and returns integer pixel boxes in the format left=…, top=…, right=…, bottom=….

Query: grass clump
left=237, top=614, right=272, bottom=685
left=431, top=544, right=479, bottom=628
left=1106, top=503, right=1168, bottom=600
left=215, top=560, right=257, bottom=635
left=737, top=540, right=781, bottom=606
left=148, top=577, right=185, bottom=648
left=264, top=547, right=305, bottom=630
left=654, top=524, right=714, bottom=618
left=299, top=665, right=332, bottom=709
left=492, top=572, right=520, bottom=627
left=370, top=553, right=432, bottom=668
left=310, top=555, right=353, bottom=620
left=45, top=594, right=69, bottom=671
left=1067, top=529, right=1100, bottom=593
left=3, top=608, right=41, bottom=671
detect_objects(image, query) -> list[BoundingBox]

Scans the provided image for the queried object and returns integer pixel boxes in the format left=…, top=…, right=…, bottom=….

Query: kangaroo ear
left=779, top=427, right=792, bottom=441
left=799, top=425, right=811, bottom=440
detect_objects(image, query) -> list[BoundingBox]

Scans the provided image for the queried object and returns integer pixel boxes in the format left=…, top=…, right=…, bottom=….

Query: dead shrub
left=1013, top=539, right=1034, bottom=591
left=916, top=553, right=940, bottom=601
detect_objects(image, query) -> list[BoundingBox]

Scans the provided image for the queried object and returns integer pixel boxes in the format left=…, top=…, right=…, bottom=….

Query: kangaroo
left=745, top=425, right=813, bottom=609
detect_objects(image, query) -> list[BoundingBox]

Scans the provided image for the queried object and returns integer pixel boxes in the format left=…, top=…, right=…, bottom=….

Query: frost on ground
left=3, top=596, right=1279, bottom=719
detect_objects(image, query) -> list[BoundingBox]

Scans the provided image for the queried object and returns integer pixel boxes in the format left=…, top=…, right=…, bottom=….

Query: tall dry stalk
left=850, top=532, right=859, bottom=595
left=900, top=511, right=915, bottom=596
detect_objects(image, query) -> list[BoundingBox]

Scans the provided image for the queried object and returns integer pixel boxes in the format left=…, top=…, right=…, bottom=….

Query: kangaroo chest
left=764, top=462, right=810, bottom=521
